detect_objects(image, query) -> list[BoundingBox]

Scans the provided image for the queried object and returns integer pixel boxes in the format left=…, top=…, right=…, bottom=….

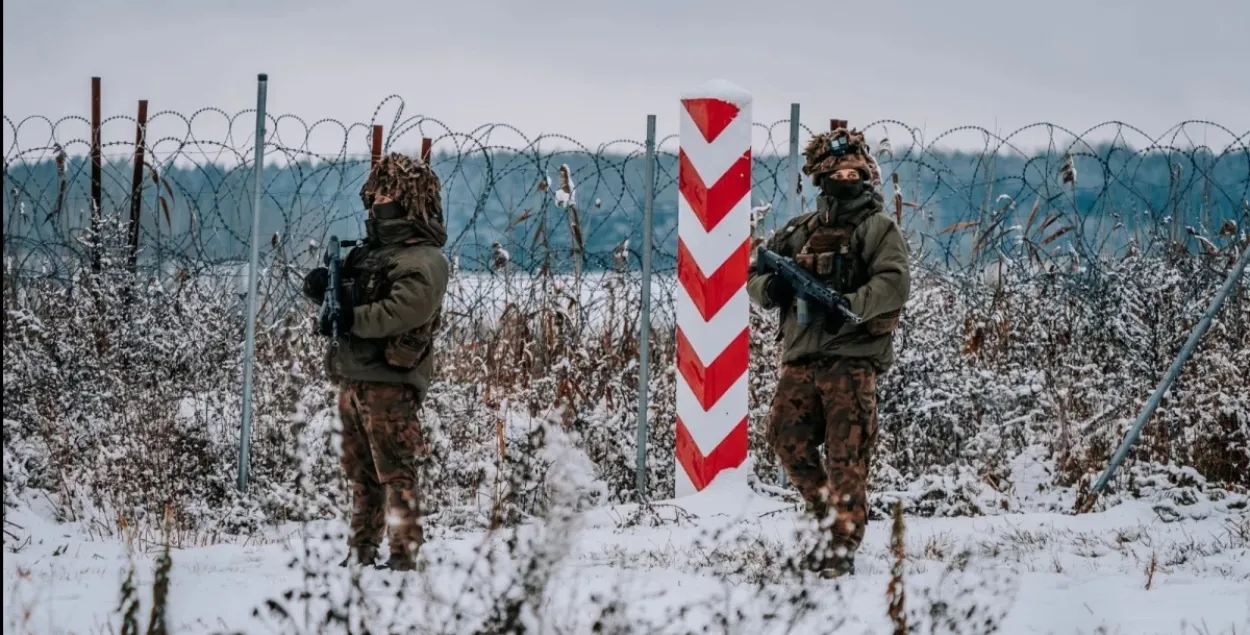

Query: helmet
left=801, top=128, right=881, bottom=187
left=359, top=152, right=444, bottom=226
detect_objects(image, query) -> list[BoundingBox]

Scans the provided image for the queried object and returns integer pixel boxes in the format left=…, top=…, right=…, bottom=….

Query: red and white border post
left=674, top=80, right=752, bottom=497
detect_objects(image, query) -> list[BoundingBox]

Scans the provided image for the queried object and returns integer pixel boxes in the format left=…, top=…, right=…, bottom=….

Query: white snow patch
left=681, top=79, right=752, bottom=104
left=1008, top=444, right=1063, bottom=512
left=4, top=495, right=1248, bottom=634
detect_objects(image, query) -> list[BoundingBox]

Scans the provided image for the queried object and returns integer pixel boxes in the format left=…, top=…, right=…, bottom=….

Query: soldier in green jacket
left=302, top=152, right=450, bottom=571
left=747, top=128, right=910, bottom=579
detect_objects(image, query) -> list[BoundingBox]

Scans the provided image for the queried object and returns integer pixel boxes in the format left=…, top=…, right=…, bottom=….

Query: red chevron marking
left=677, top=237, right=749, bottom=322
left=681, top=98, right=742, bottom=144
left=676, top=326, right=749, bottom=411
left=675, top=415, right=748, bottom=491
left=679, top=148, right=752, bottom=233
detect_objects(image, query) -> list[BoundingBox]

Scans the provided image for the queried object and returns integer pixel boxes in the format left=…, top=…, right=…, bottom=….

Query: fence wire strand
left=4, top=99, right=1248, bottom=332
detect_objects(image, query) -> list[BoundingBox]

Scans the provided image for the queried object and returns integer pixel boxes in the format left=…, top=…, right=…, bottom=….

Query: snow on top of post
left=682, top=79, right=752, bottom=105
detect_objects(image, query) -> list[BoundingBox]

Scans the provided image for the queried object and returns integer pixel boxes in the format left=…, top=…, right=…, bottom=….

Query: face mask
left=364, top=201, right=404, bottom=240
left=372, top=201, right=406, bottom=220
left=825, top=178, right=864, bottom=201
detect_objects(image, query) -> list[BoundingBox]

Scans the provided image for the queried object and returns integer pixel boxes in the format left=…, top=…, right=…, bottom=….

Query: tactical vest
left=793, top=215, right=871, bottom=296
left=342, top=242, right=442, bottom=371
left=780, top=210, right=901, bottom=337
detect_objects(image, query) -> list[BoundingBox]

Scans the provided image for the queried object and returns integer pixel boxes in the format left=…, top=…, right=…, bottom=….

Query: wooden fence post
left=127, top=99, right=149, bottom=273
left=371, top=125, right=383, bottom=168
left=893, top=172, right=903, bottom=225
left=90, top=77, right=103, bottom=272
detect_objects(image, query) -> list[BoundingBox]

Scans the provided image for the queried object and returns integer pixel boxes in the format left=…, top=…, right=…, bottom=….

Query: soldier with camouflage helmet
left=747, top=127, right=910, bottom=578
left=302, top=152, right=450, bottom=571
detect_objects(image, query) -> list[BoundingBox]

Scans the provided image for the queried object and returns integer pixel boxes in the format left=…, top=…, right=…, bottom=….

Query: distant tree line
left=3, top=144, right=1246, bottom=272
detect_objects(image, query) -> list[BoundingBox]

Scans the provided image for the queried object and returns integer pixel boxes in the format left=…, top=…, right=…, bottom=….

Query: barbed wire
left=4, top=98, right=1248, bottom=327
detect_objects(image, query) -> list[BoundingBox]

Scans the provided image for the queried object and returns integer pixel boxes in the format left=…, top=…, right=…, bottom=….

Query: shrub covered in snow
left=867, top=247, right=1249, bottom=516
left=2, top=208, right=1247, bottom=535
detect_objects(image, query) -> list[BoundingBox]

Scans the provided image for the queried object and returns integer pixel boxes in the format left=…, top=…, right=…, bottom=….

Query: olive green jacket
left=747, top=191, right=910, bottom=370
left=303, top=218, right=450, bottom=401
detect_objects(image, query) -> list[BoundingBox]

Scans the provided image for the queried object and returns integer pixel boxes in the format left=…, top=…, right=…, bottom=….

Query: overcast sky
left=4, top=0, right=1248, bottom=155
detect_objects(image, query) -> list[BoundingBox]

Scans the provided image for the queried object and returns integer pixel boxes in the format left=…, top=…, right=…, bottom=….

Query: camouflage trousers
left=338, top=381, right=427, bottom=567
left=767, top=357, right=879, bottom=567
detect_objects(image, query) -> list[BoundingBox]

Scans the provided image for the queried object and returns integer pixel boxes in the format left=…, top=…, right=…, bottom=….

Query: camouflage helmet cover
left=802, top=128, right=881, bottom=187
left=359, top=152, right=444, bottom=226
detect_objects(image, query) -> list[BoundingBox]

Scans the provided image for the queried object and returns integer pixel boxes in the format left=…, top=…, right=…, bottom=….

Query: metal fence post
left=777, top=103, right=801, bottom=488
left=1091, top=243, right=1249, bottom=493
left=238, top=73, right=269, bottom=493
left=635, top=114, right=657, bottom=500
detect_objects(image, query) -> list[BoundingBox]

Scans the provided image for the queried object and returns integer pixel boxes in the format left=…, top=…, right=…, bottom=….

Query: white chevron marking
left=676, top=371, right=749, bottom=455
left=680, top=101, right=753, bottom=183
left=675, top=460, right=697, bottom=497
left=676, top=287, right=748, bottom=362
left=677, top=196, right=751, bottom=273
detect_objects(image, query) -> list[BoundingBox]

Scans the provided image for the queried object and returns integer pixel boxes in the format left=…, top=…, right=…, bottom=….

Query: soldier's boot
left=378, top=534, right=422, bottom=572
left=375, top=537, right=425, bottom=571
left=802, top=523, right=856, bottom=579
left=339, top=543, right=379, bottom=568
left=375, top=484, right=424, bottom=572
left=817, top=554, right=856, bottom=579
left=791, top=498, right=833, bottom=574
left=803, top=546, right=855, bottom=578
left=375, top=553, right=424, bottom=572
left=814, top=535, right=857, bottom=579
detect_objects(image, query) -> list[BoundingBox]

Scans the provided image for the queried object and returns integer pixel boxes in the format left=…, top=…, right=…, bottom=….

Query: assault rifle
left=319, top=235, right=358, bottom=344
left=755, top=245, right=863, bottom=326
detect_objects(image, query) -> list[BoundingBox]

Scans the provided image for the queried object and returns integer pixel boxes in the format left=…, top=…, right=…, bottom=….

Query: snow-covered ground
left=5, top=469, right=1247, bottom=634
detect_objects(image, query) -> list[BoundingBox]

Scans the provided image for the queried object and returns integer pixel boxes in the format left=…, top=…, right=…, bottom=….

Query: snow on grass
left=4, top=469, right=1248, bottom=634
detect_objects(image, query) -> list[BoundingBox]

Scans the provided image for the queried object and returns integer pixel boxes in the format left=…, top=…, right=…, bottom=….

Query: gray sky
left=4, top=0, right=1248, bottom=155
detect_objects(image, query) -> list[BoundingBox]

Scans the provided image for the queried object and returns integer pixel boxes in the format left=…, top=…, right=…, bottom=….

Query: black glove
left=303, top=267, right=329, bottom=301
left=318, top=303, right=355, bottom=338
left=315, top=276, right=357, bottom=338
left=765, top=275, right=795, bottom=307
